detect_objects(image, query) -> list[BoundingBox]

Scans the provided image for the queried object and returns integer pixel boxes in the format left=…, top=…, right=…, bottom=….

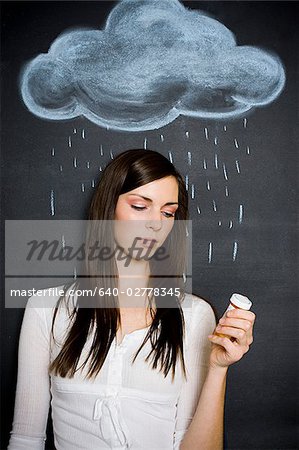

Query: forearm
left=179, top=366, right=228, bottom=450
left=8, top=434, right=46, bottom=450
left=8, top=302, right=51, bottom=450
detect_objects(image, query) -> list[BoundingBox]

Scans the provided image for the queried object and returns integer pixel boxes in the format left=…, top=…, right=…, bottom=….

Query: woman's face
left=114, top=176, right=179, bottom=260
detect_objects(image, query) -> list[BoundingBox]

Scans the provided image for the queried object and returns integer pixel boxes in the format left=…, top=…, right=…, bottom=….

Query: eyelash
left=131, top=205, right=175, bottom=218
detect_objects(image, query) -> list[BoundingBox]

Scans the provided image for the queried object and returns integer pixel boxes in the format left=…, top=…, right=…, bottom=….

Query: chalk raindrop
left=204, top=127, right=209, bottom=140
left=50, top=190, right=55, bottom=216
left=208, top=242, right=213, bottom=264
left=214, top=154, right=218, bottom=169
left=232, top=241, right=238, bottom=261
left=191, top=184, right=195, bottom=199
left=223, top=163, right=228, bottom=181
left=239, top=204, right=244, bottom=224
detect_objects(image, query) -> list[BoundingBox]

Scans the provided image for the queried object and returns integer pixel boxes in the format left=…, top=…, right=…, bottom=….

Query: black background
left=1, top=1, right=298, bottom=449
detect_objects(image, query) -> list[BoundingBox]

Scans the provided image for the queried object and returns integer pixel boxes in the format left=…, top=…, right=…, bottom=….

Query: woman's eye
left=131, top=205, right=175, bottom=217
left=131, top=205, right=146, bottom=211
left=162, top=211, right=175, bottom=218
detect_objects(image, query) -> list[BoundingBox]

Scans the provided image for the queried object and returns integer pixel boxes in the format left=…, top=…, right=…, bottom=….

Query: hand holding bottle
left=208, top=293, right=255, bottom=369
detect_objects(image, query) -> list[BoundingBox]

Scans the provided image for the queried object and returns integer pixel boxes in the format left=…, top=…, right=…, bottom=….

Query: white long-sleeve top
left=8, top=287, right=216, bottom=450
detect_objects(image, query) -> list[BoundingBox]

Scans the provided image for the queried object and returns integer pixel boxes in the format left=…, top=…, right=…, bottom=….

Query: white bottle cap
left=230, top=293, right=252, bottom=310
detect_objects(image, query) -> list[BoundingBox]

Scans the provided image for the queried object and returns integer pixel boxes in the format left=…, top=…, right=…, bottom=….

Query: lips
left=137, top=237, right=157, bottom=248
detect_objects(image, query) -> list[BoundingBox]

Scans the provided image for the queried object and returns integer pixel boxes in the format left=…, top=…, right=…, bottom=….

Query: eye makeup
left=130, top=204, right=177, bottom=218
left=127, top=194, right=178, bottom=207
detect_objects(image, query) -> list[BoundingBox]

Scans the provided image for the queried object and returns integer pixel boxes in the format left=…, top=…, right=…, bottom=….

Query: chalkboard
left=1, top=2, right=298, bottom=449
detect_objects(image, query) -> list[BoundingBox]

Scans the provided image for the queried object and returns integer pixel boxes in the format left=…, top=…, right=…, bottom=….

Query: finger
left=218, top=318, right=253, bottom=337
left=208, top=334, right=236, bottom=351
left=225, top=309, right=256, bottom=323
left=215, top=325, right=248, bottom=344
left=208, top=334, right=244, bottom=360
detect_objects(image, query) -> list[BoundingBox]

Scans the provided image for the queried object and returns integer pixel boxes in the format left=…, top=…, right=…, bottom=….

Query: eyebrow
left=128, top=194, right=179, bottom=206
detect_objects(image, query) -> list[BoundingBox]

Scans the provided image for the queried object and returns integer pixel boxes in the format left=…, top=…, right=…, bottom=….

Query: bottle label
left=225, top=302, right=242, bottom=313
left=226, top=303, right=236, bottom=312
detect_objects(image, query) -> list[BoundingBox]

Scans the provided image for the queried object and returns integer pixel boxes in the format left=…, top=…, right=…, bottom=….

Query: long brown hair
left=49, top=149, right=189, bottom=381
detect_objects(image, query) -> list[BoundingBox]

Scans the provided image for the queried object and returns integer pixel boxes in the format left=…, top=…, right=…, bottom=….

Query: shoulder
left=25, top=283, right=75, bottom=327
left=25, top=284, right=69, bottom=309
left=181, top=292, right=216, bottom=322
left=181, top=293, right=216, bottom=339
left=24, top=283, right=76, bottom=341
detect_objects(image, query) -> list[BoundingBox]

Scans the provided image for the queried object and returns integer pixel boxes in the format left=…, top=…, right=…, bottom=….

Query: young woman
left=8, top=149, right=255, bottom=450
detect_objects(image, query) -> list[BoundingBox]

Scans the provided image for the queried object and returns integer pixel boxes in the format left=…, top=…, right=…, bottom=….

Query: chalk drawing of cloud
left=20, top=0, right=286, bottom=131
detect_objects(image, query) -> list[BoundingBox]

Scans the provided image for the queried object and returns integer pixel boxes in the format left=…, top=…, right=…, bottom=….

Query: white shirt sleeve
left=173, top=298, right=216, bottom=449
left=8, top=295, right=52, bottom=450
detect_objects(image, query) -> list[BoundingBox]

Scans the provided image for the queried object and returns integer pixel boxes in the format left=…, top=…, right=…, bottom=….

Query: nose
left=145, top=211, right=162, bottom=231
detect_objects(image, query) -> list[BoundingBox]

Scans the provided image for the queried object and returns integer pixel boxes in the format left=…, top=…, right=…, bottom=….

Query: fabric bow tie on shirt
left=93, top=395, right=133, bottom=448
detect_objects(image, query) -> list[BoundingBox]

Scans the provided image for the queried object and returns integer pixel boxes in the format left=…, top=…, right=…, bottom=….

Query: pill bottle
left=216, top=293, right=252, bottom=338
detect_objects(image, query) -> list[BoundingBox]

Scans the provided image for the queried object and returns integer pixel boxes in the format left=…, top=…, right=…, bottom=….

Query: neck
left=115, top=257, right=151, bottom=308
